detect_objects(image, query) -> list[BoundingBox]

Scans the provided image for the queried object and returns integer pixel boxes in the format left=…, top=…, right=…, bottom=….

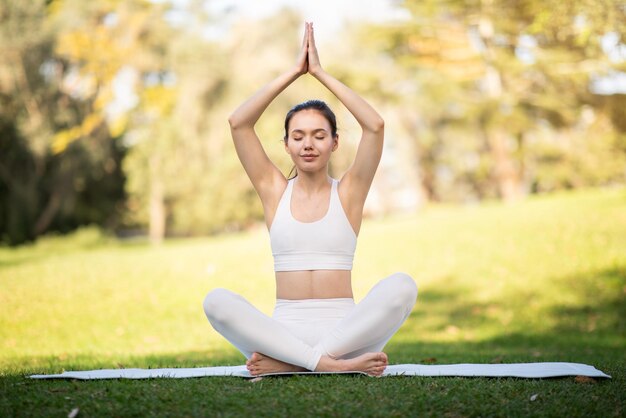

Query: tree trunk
left=33, top=170, right=72, bottom=237
left=33, top=189, right=62, bottom=236
left=149, top=154, right=166, bottom=245
left=486, top=129, right=523, bottom=201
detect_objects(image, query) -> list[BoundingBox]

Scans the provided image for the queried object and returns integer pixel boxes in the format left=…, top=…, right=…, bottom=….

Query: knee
left=385, top=272, right=418, bottom=308
left=203, top=288, right=236, bottom=325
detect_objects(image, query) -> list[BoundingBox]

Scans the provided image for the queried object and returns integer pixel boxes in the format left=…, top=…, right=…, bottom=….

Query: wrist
left=289, top=67, right=305, bottom=79
left=310, top=67, right=326, bottom=79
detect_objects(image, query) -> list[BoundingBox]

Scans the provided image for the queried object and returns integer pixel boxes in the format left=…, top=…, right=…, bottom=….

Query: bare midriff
left=275, top=270, right=353, bottom=300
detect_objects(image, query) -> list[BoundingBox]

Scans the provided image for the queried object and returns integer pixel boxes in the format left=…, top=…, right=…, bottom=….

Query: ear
left=332, top=135, right=339, bottom=152
left=284, top=140, right=290, bottom=154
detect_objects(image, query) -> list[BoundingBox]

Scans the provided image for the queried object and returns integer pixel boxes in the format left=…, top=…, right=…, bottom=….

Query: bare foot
left=315, top=352, right=388, bottom=376
left=246, top=352, right=307, bottom=376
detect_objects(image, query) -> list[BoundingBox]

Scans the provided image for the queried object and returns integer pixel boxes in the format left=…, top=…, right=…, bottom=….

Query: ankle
left=314, top=355, right=339, bottom=372
left=324, top=356, right=353, bottom=373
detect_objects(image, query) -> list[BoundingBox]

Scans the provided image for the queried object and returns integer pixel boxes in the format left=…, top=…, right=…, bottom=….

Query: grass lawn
left=1, top=186, right=625, bottom=417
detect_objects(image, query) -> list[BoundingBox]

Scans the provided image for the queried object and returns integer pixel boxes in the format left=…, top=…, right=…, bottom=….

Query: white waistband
left=275, top=297, right=354, bottom=305
left=273, top=298, right=355, bottom=321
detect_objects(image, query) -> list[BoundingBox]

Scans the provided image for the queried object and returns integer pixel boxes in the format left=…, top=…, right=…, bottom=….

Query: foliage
left=358, top=0, right=626, bottom=201
left=0, top=0, right=126, bottom=245
left=1, top=0, right=625, bottom=244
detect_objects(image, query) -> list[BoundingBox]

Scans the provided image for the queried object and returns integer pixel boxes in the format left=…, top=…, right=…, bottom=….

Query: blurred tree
left=20, top=0, right=229, bottom=243
left=125, top=6, right=306, bottom=240
left=0, top=0, right=125, bottom=245
left=2, top=0, right=624, bottom=245
left=360, top=0, right=626, bottom=202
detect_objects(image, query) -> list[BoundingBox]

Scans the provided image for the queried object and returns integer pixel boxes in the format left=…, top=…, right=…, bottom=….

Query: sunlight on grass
left=1, top=187, right=625, bottom=371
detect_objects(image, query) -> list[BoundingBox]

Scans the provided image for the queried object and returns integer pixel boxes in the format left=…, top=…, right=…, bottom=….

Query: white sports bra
left=269, top=178, right=357, bottom=272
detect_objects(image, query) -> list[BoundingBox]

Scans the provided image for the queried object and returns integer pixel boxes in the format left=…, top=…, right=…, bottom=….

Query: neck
left=294, top=171, right=331, bottom=194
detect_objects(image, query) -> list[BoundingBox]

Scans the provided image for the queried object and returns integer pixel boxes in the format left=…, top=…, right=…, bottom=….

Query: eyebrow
left=290, top=128, right=328, bottom=134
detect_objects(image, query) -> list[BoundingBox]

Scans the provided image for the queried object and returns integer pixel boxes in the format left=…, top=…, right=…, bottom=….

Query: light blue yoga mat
left=30, top=362, right=611, bottom=380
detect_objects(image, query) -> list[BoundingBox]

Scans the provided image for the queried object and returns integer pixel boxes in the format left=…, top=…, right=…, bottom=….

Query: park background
left=1, top=0, right=625, bottom=416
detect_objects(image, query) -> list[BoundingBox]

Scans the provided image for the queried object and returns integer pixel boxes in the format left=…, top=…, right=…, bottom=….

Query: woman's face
left=285, top=109, right=338, bottom=173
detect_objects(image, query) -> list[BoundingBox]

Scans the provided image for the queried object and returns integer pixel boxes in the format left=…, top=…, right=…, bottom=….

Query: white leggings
left=202, top=272, right=418, bottom=371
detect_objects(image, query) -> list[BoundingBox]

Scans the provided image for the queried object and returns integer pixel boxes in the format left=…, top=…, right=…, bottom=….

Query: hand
left=306, top=22, right=323, bottom=76
left=294, top=23, right=309, bottom=76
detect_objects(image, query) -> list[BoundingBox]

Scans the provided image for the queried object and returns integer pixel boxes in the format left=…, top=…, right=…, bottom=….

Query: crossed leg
left=203, top=288, right=323, bottom=372
left=203, top=272, right=417, bottom=376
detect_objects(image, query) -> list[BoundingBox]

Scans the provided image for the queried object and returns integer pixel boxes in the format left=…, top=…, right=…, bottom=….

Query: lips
left=301, top=155, right=318, bottom=161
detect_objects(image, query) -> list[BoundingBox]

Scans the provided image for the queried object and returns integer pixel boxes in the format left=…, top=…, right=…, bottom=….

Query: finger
left=309, top=22, right=316, bottom=48
left=307, top=22, right=312, bottom=43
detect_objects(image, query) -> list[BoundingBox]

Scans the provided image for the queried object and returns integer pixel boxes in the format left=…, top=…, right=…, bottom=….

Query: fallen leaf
left=490, top=356, right=504, bottom=364
left=530, top=394, right=538, bottom=402
left=68, top=407, right=79, bottom=418
left=420, top=358, right=437, bottom=364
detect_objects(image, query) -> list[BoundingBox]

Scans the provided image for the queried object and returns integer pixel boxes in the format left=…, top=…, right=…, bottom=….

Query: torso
left=266, top=176, right=359, bottom=300
left=275, top=270, right=353, bottom=299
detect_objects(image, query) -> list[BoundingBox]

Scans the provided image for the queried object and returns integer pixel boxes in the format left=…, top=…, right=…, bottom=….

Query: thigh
left=316, top=272, right=418, bottom=358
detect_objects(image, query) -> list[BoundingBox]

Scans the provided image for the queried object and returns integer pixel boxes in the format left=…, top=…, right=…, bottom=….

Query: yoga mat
left=29, top=362, right=610, bottom=380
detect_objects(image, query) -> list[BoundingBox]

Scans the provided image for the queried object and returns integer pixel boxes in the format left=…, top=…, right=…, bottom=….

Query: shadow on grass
left=385, top=265, right=626, bottom=375
left=548, top=266, right=626, bottom=336
left=0, top=252, right=43, bottom=268
left=413, top=266, right=624, bottom=337
left=0, top=233, right=150, bottom=269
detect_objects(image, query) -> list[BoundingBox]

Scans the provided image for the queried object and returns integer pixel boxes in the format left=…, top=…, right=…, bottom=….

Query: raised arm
left=306, top=23, right=384, bottom=208
left=228, top=26, right=309, bottom=204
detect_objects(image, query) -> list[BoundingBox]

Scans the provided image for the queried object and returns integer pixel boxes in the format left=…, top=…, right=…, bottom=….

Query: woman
left=203, top=22, right=417, bottom=377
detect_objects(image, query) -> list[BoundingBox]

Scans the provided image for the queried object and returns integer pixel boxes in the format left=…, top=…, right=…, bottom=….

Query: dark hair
left=284, top=100, right=338, bottom=179
left=283, top=99, right=337, bottom=143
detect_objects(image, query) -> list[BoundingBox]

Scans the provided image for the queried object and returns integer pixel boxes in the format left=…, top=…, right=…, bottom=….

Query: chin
left=297, top=165, right=326, bottom=173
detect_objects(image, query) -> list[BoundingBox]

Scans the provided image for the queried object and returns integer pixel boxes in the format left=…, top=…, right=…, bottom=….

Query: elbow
left=228, top=114, right=242, bottom=130
left=374, top=117, right=385, bottom=133
left=228, top=111, right=252, bottom=130
left=368, top=117, right=384, bottom=134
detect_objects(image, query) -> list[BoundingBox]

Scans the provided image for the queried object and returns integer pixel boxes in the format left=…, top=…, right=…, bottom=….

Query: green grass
left=1, top=186, right=625, bottom=417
